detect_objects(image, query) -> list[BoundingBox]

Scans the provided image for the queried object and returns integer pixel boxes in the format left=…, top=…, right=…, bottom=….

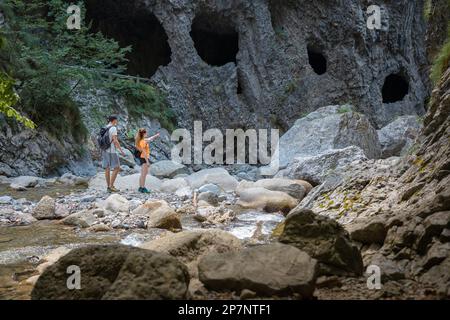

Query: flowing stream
left=0, top=184, right=283, bottom=299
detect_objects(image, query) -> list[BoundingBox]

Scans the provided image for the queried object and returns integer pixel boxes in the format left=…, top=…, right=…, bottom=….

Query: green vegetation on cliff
left=431, top=27, right=450, bottom=83
left=108, top=79, right=176, bottom=131
left=0, top=71, right=35, bottom=129
left=0, top=0, right=175, bottom=141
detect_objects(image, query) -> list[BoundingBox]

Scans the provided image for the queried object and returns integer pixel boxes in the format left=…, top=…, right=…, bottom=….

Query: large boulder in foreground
left=274, top=105, right=381, bottom=168
left=132, top=200, right=181, bottom=230
left=279, top=209, right=363, bottom=276
left=198, top=243, right=317, bottom=298
left=236, top=187, right=299, bottom=214
left=139, top=229, right=242, bottom=277
left=31, top=245, right=190, bottom=300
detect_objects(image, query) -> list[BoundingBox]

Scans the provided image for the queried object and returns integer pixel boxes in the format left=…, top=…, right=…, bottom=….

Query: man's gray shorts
left=102, top=152, right=120, bottom=169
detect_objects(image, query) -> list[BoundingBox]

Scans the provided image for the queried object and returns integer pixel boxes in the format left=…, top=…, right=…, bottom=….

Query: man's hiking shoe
left=108, top=186, right=120, bottom=193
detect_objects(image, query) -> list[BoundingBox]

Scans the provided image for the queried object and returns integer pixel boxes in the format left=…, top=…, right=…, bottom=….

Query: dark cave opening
left=190, top=13, right=239, bottom=66
left=237, top=79, right=243, bottom=94
left=307, top=46, right=327, bottom=75
left=382, top=74, right=409, bottom=103
left=85, top=0, right=171, bottom=77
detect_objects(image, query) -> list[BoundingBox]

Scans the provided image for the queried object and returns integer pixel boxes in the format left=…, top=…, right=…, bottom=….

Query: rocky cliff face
left=0, top=116, right=95, bottom=177
left=0, top=0, right=432, bottom=176
left=301, top=66, right=449, bottom=297
left=100, top=0, right=430, bottom=131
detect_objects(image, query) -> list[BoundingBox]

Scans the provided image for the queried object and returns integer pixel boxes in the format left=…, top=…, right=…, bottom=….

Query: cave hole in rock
left=85, top=0, right=171, bottom=77
left=382, top=74, right=409, bottom=103
left=237, top=80, right=243, bottom=94
left=307, top=46, right=327, bottom=75
left=237, top=73, right=244, bottom=95
left=190, top=12, right=239, bottom=66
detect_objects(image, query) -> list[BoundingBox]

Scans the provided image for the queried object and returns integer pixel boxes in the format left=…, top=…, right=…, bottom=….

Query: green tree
left=0, top=0, right=130, bottom=139
left=0, top=72, right=35, bottom=128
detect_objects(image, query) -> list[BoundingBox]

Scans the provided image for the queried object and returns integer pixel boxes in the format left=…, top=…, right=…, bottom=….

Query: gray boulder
left=102, top=194, right=130, bottom=213
left=346, top=216, right=388, bottom=245
left=150, top=160, right=189, bottom=178
left=420, top=256, right=450, bottom=298
left=236, top=187, right=299, bottom=214
left=279, top=208, right=363, bottom=276
left=132, top=200, right=181, bottom=230
left=160, top=177, right=189, bottom=193
left=9, top=183, right=27, bottom=191
left=198, top=183, right=222, bottom=195
left=58, top=173, right=89, bottom=186
left=416, top=211, right=450, bottom=254
left=31, top=245, right=190, bottom=300
left=118, top=148, right=137, bottom=168
left=186, top=168, right=238, bottom=192
left=276, top=146, right=367, bottom=185
left=61, top=210, right=97, bottom=228
left=246, top=178, right=311, bottom=200
left=377, top=115, right=422, bottom=158
left=32, top=196, right=57, bottom=220
left=0, top=208, right=37, bottom=226
left=275, top=105, right=381, bottom=168
left=11, top=176, right=40, bottom=188
left=0, top=196, right=13, bottom=205
left=139, top=229, right=242, bottom=278
left=198, top=243, right=317, bottom=297
left=197, top=191, right=219, bottom=206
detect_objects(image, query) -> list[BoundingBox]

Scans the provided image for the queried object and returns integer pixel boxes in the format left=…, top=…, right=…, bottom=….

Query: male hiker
left=98, top=115, right=126, bottom=193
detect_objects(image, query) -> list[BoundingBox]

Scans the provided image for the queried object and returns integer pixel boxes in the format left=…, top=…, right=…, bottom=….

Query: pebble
left=240, top=289, right=257, bottom=300
left=80, top=195, right=96, bottom=203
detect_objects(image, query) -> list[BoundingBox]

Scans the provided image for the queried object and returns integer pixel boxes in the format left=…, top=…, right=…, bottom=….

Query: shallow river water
left=0, top=184, right=282, bottom=299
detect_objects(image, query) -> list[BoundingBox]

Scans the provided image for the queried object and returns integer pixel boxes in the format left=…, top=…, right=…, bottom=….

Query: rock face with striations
left=0, top=0, right=429, bottom=176
left=140, top=0, right=428, bottom=129
left=87, top=0, right=428, bottom=132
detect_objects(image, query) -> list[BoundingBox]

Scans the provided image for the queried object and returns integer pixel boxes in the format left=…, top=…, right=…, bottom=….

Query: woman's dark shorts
left=137, top=157, right=147, bottom=166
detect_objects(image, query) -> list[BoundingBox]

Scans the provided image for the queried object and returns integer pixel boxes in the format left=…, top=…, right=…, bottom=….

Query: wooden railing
left=61, top=64, right=153, bottom=84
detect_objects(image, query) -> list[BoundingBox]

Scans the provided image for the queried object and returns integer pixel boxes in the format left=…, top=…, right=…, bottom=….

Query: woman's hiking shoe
left=139, top=187, right=150, bottom=194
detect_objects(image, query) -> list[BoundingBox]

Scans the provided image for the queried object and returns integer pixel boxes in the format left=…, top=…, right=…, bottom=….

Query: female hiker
left=135, top=128, right=160, bottom=193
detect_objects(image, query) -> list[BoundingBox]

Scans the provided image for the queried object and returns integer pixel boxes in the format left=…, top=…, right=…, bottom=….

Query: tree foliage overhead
left=0, top=0, right=131, bottom=140
left=1, top=0, right=175, bottom=136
